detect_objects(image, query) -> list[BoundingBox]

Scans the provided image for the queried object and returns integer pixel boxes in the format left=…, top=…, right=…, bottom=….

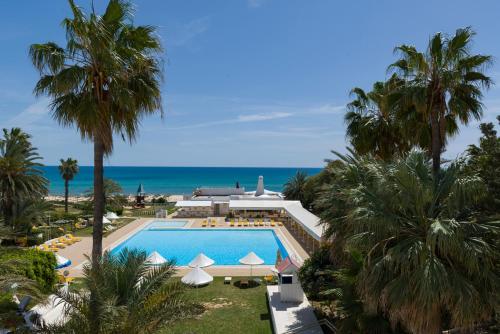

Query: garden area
left=161, top=277, right=273, bottom=334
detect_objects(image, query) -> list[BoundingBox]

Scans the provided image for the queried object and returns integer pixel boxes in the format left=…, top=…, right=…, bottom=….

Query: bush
left=0, top=248, right=57, bottom=291
left=0, top=293, right=17, bottom=313
left=299, top=246, right=335, bottom=300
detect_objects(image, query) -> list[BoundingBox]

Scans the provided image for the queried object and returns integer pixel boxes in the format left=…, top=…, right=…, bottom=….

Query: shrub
left=0, top=248, right=57, bottom=291
left=298, top=246, right=335, bottom=300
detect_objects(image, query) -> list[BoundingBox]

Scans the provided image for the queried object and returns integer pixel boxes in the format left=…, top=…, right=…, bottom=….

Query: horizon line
left=41, top=165, right=324, bottom=169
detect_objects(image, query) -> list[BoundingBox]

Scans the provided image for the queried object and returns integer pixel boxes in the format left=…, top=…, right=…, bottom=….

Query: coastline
left=45, top=194, right=185, bottom=203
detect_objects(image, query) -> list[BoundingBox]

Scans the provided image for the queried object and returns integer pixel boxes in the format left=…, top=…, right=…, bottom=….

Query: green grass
left=161, top=277, right=273, bottom=334
left=73, top=218, right=136, bottom=237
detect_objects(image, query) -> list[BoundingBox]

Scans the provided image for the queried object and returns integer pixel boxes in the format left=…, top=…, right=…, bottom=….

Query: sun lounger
left=201, top=220, right=207, bottom=227
left=51, top=241, right=65, bottom=249
left=243, top=221, right=249, bottom=227
left=211, top=221, right=217, bottom=227
left=259, top=221, right=265, bottom=227
left=270, top=221, right=276, bottom=227
left=229, top=221, right=235, bottom=227
left=65, top=234, right=81, bottom=242
left=59, top=237, right=75, bottom=245
left=278, top=221, right=283, bottom=226
left=39, top=244, right=58, bottom=252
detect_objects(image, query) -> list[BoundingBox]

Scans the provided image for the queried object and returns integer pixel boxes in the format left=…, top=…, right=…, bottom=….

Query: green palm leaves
left=389, top=27, right=492, bottom=173
left=43, top=249, right=200, bottom=334
left=30, top=0, right=164, bottom=261
left=345, top=77, right=410, bottom=161
left=0, top=128, right=48, bottom=228
left=30, top=0, right=163, bottom=153
left=59, top=158, right=79, bottom=213
left=319, top=151, right=499, bottom=333
left=283, top=171, right=308, bottom=203
left=345, top=27, right=492, bottom=174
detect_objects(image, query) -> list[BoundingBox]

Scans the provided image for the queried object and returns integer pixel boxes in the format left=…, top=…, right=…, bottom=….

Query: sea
left=41, top=166, right=322, bottom=195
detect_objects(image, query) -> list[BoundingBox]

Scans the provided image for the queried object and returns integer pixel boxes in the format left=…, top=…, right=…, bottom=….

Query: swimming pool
left=146, top=220, right=188, bottom=229
left=111, top=229, right=289, bottom=265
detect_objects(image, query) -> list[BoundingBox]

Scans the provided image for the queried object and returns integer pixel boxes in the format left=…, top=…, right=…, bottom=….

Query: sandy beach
left=45, top=194, right=184, bottom=203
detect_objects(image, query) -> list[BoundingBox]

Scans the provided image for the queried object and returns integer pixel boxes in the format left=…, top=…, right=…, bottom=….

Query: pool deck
left=57, top=217, right=310, bottom=277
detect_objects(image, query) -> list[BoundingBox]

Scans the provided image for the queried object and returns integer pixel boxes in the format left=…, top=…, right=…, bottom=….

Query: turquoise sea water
left=110, top=229, right=289, bottom=265
left=41, top=166, right=321, bottom=195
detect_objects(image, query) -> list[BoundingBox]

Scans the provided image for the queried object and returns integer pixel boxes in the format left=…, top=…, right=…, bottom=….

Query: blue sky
left=1, top=0, right=499, bottom=167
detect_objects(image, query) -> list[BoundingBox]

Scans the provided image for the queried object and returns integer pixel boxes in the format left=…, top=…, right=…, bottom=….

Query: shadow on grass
left=234, top=280, right=261, bottom=289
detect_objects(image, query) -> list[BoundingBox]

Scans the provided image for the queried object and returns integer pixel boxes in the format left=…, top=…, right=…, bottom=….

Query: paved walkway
left=267, top=285, right=323, bottom=334
left=57, top=217, right=310, bottom=277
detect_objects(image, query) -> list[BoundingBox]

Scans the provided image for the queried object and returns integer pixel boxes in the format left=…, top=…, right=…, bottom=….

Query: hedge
left=0, top=248, right=57, bottom=291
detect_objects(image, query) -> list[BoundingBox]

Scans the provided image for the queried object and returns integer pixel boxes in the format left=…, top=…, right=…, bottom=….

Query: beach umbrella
left=102, top=217, right=111, bottom=225
left=55, top=254, right=71, bottom=269
left=105, top=212, right=119, bottom=220
left=146, top=251, right=167, bottom=266
left=188, top=253, right=215, bottom=268
left=181, top=267, right=213, bottom=286
left=239, top=252, right=264, bottom=279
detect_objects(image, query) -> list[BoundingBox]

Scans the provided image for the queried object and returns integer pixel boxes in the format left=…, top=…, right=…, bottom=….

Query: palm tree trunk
left=92, top=137, right=105, bottom=263
left=430, top=107, right=441, bottom=175
left=64, top=179, right=69, bottom=213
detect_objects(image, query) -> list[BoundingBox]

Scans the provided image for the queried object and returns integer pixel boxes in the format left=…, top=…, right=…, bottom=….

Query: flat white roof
left=229, top=200, right=323, bottom=240
left=228, top=200, right=295, bottom=210
left=175, top=200, right=213, bottom=207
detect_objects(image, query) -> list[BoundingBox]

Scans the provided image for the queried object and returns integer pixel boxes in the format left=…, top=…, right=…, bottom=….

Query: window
left=281, top=275, right=293, bottom=284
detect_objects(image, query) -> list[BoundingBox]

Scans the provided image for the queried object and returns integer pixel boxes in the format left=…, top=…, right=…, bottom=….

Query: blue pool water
left=111, top=229, right=289, bottom=265
left=146, top=220, right=188, bottom=229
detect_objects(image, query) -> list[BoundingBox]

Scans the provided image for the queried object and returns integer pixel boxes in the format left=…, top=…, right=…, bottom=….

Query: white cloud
left=167, top=111, right=293, bottom=130
left=307, top=103, right=345, bottom=115
left=4, top=98, right=50, bottom=129
left=237, top=112, right=291, bottom=122
left=168, top=17, right=210, bottom=47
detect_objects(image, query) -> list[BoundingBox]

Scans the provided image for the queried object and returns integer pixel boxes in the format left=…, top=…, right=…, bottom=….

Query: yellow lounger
left=201, top=220, right=208, bottom=227
left=229, top=221, right=235, bottom=227
left=59, top=237, right=75, bottom=245
left=66, top=234, right=82, bottom=242
left=211, top=221, right=217, bottom=227
left=40, top=244, right=59, bottom=252
left=51, top=241, right=66, bottom=249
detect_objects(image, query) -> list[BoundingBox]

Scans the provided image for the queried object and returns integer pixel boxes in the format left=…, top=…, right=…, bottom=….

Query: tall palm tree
left=345, top=76, right=410, bottom=160
left=283, top=170, right=308, bottom=203
left=0, top=128, right=48, bottom=228
left=42, top=249, right=200, bottom=334
left=58, top=158, right=79, bottom=213
left=320, top=151, right=499, bottom=334
left=30, top=0, right=163, bottom=263
left=390, top=27, right=492, bottom=174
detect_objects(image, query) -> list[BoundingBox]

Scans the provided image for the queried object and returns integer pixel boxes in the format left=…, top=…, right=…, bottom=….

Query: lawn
left=73, top=218, right=136, bottom=237
left=161, top=277, right=273, bottom=334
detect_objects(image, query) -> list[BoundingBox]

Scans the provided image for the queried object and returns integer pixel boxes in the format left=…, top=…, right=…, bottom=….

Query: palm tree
left=0, top=128, right=48, bottom=228
left=283, top=170, right=308, bottom=203
left=345, top=76, right=410, bottom=160
left=320, top=150, right=499, bottom=333
left=42, top=249, right=200, bottom=334
left=30, top=0, right=163, bottom=263
left=58, top=158, right=79, bottom=213
left=389, top=27, right=492, bottom=174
